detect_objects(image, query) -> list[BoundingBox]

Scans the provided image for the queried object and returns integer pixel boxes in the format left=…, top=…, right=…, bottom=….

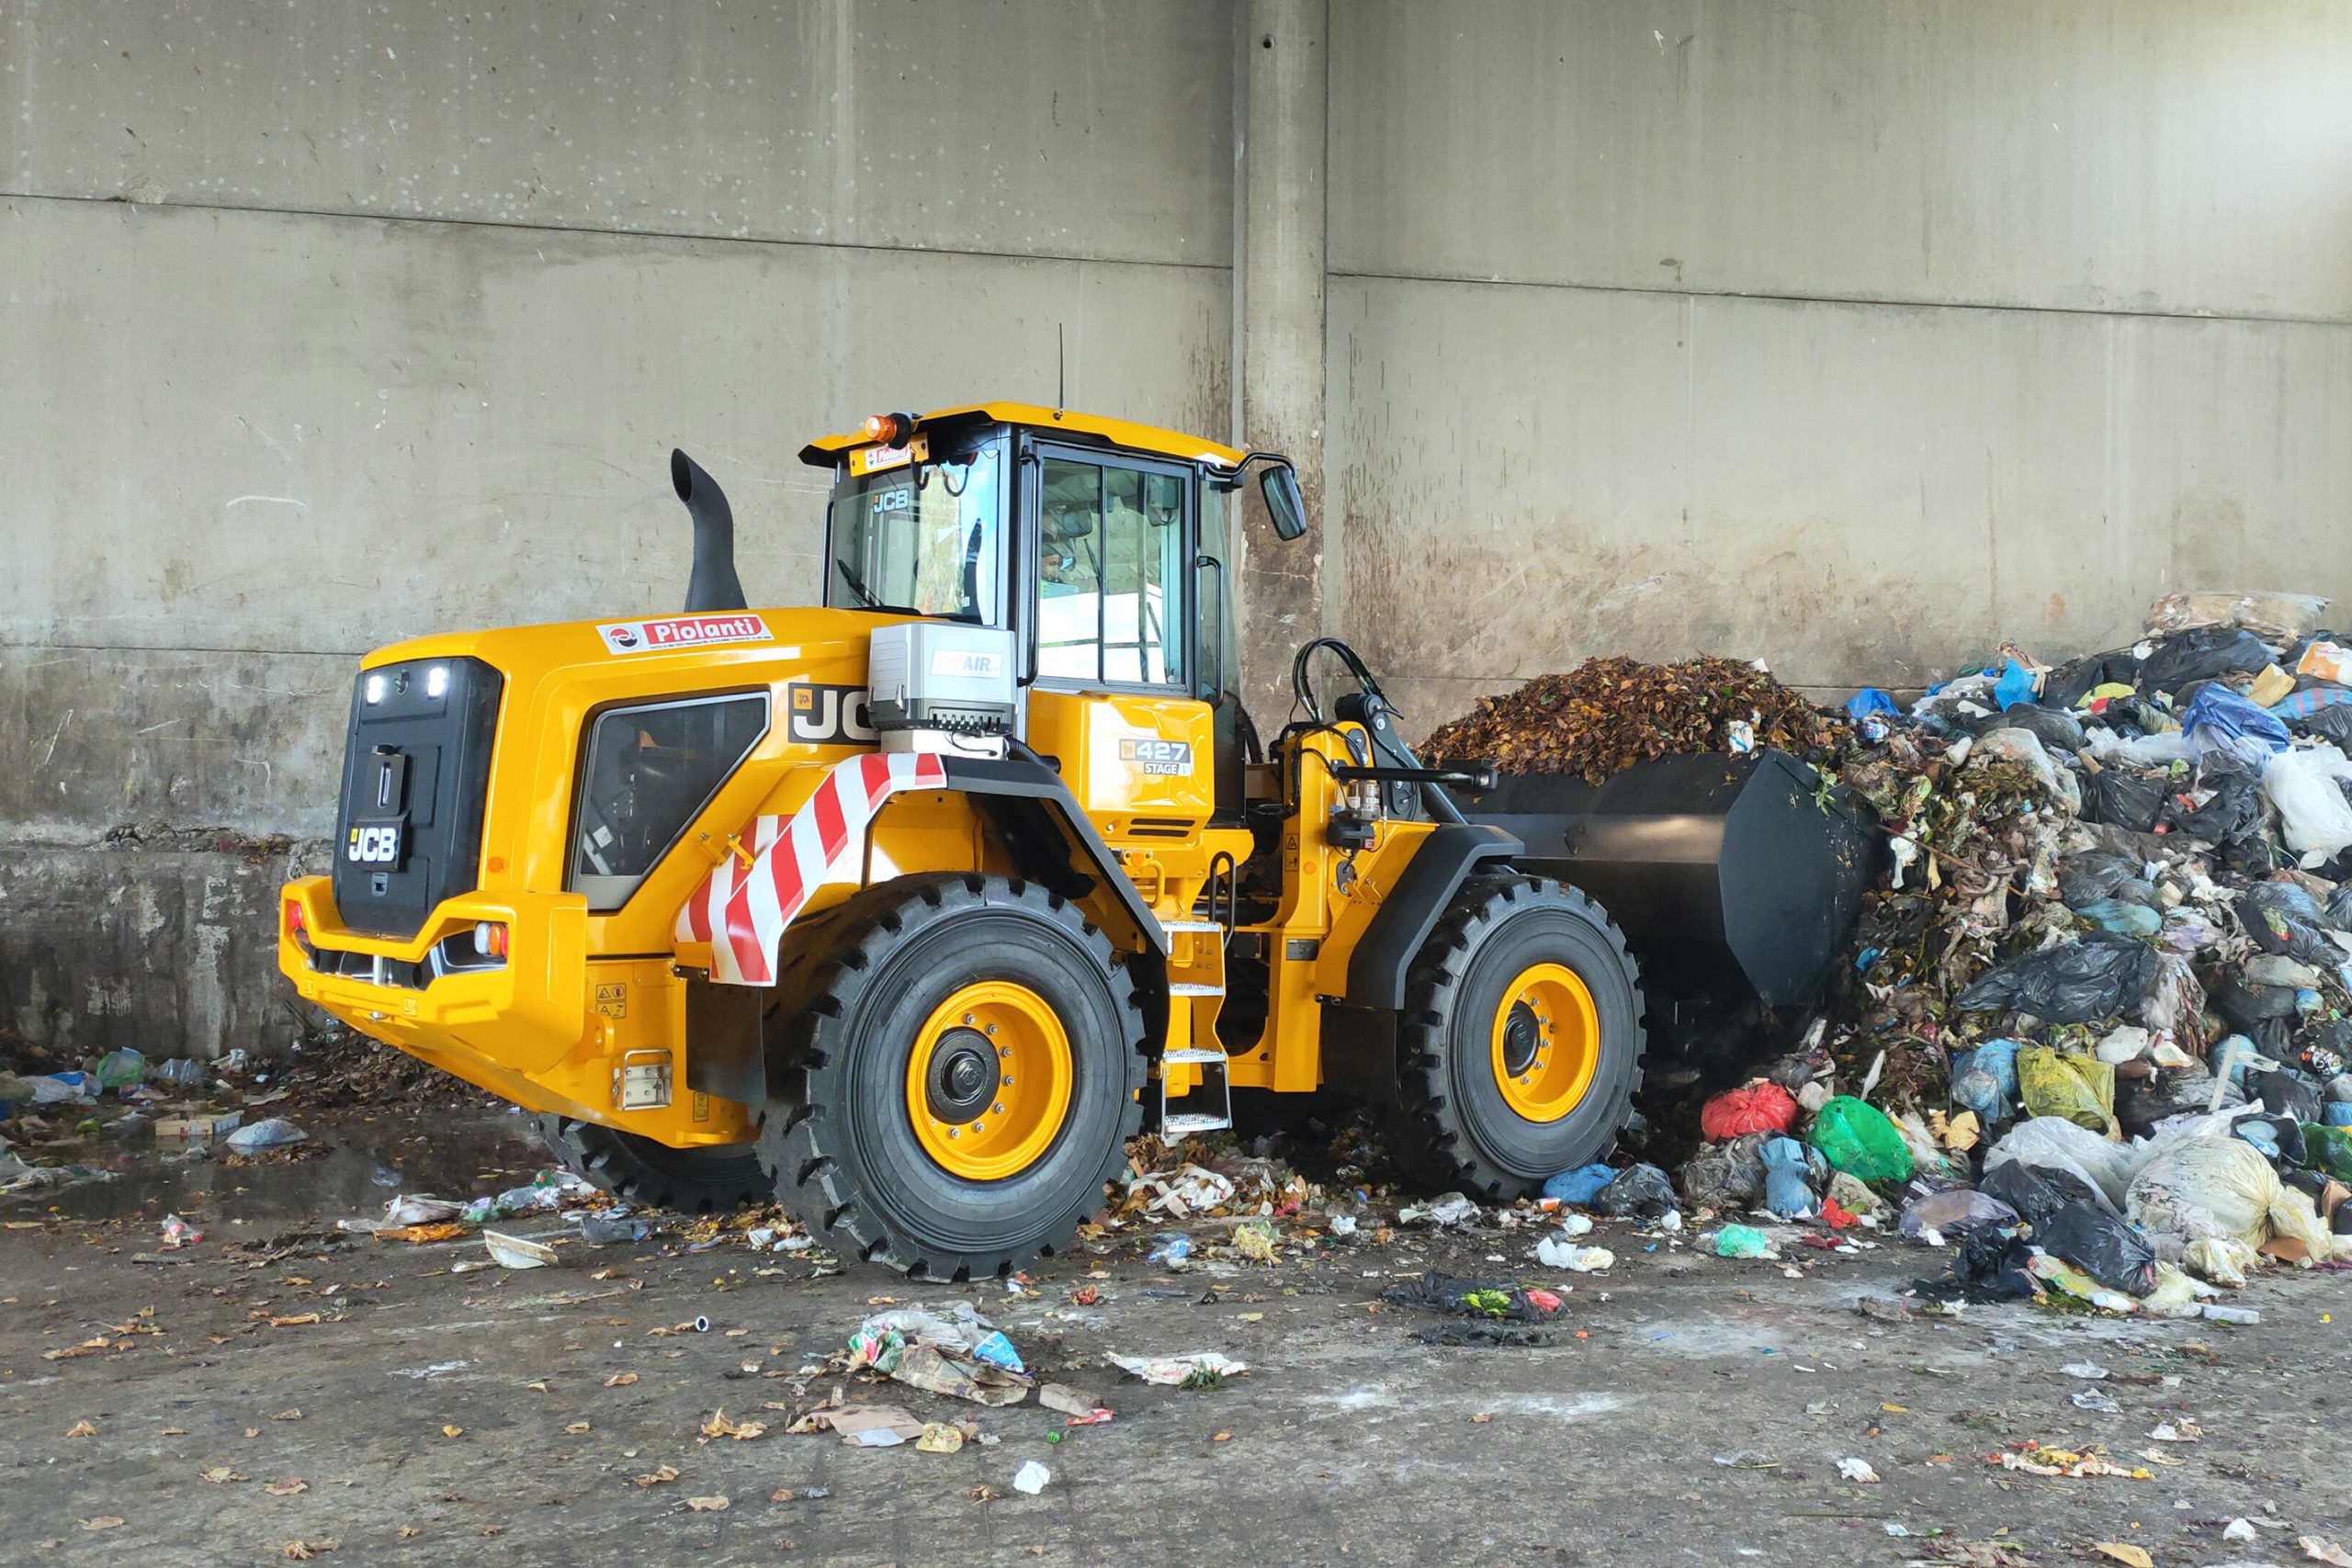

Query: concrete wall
left=7, top=0, right=2350, bottom=1056
left=1, top=0, right=1234, bottom=1057
left=1324, top=0, right=2352, bottom=727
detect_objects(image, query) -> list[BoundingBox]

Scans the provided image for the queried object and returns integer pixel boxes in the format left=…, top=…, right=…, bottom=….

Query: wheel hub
left=1499, top=1002, right=1543, bottom=1077
left=925, top=1029, right=996, bottom=1124
left=906, top=981, right=1076, bottom=1181
left=1489, top=961, right=1600, bottom=1124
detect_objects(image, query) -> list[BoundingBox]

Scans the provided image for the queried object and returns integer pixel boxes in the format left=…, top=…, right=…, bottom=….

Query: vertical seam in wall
left=1316, top=0, right=1340, bottom=645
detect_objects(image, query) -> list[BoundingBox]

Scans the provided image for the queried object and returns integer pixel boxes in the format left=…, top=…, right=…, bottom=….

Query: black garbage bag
left=2252, top=1113, right=2308, bottom=1168
left=2045, top=651, right=2142, bottom=710
left=2249, top=1066, right=2324, bottom=1124
left=1955, top=931, right=2163, bottom=1024
left=2038, top=1201, right=2158, bottom=1296
left=2056, top=850, right=2149, bottom=910
left=2297, top=1019, right=2352, bottom=1077
left=2079, top=767, right=2171, bottom=832
left=1594, top=1163, right=1678, bottom=1220
left=2000, top=704, right=2087, bottom=753
left=2116, top=1066, right=2237, bottom=1138
left=1917, top=1224, right=2038, bottom=1303
left=2324, top=888, right=2352, bottom=932
left=2139, top=626, right=2271, bottom=694
left=1678, top=1133, right=1768, bottom=1212
left=2164, top=767, right=2267, bottom=848
left=2210, top=976, right=2300, bottom=1034
left=1979, top=1159, right=2100, bottom=1232
left=2240, top=881, right=2343, bottom=969
left=2304, top=704, right=2352, bottom=748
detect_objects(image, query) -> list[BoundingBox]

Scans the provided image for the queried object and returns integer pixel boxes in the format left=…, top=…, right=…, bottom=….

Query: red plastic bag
left=1700, top=1080, right=1798, bottom=1141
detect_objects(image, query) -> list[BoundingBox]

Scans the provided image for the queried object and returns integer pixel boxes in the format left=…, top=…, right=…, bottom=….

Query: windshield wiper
left=833, top=559, right=924, bottom=616
left=835, top=558, right=883, bottom=609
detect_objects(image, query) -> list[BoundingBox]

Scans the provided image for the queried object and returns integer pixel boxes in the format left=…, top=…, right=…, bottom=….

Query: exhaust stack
left=671, top=448, right=749, bottom=614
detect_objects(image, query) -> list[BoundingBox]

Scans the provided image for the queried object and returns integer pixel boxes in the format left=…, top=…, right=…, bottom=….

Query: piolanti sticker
left=786, top=682, right=877, bottom=745
left=597, top=613, right=771, bottom=655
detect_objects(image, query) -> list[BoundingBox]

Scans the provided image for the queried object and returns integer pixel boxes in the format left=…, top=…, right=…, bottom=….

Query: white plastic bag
left=2263, top=744, right=2352, bottom=867
left=1972, top=728, right=2080, bottom=812
left=2081, top=727, right=2192, bottom=768
left=2126, top=1135, right=2278, bottom=1249
left=1984, top=1116, right=2143, bottom=1214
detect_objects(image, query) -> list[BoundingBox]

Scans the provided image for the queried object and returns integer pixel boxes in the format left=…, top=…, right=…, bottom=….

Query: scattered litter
left=481, top=1231, right=557, bottom=1269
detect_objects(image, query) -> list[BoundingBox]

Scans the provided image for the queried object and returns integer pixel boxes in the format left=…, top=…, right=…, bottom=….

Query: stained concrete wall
left=1, top=0, right=1234, bottom=1057
left=1324, top=0, right=2352, bottom=728
left=8, top=0, right=2351, bottom=1057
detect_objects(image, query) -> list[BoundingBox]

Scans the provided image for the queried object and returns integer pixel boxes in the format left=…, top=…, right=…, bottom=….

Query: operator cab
left=799, top=404, right=1305, bottom=827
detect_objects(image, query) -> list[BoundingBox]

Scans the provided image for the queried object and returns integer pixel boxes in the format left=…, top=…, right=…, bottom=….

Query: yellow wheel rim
left=906, top=981, right=1074, bottom=1181
left=1489, top=962, right=1600, bottom=1123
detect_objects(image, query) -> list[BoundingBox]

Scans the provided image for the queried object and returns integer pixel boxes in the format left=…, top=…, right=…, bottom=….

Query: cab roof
left=798, top=402, right=1244, bottom=470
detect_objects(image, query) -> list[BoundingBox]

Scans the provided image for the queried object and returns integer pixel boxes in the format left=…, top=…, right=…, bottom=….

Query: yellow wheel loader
left=281, top=403, right=1867, bottom=1276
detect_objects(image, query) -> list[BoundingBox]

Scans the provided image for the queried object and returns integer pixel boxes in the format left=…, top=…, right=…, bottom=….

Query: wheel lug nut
left=984, top=1023, right=997, bottom=1035
left=993, top=1102, right=1005, bottom=1114
left=999, top=1046, right=1012, bottom=1059
left=1001, top=1074, right=1013, bottom=1086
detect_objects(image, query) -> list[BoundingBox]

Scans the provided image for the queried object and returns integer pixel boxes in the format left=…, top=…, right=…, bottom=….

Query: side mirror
left=1261, top=464, right=1308, bottom=542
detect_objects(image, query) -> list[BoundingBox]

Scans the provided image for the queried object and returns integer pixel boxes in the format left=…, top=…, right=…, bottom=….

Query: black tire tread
left=1396, top=873, right=1646, bottom=1199
left=755, top=872, right=1146, bottom=1279
left=531, top=1114, right=768, bottom=1214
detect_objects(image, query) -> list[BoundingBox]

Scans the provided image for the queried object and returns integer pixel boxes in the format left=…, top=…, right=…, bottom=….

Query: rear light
left=862, top=411, right=915, bottom=446
left=473, top=921, right=508, bottom=959
left=284, top=901, right=308, bottom=942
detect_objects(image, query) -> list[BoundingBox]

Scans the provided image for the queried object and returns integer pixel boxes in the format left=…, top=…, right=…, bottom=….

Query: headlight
left=364, top=673, right=386, bottom=705
left=425, top=665, right=449, bottom=698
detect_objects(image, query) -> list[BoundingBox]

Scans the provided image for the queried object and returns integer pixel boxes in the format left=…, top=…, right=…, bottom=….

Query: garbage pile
left=1426, top=589, right=2352, bottom=1313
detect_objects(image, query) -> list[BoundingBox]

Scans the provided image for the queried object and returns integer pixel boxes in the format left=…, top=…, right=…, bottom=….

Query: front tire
left=532, top=1115, right=768, bottom=1214
left=1398, top=874, right=1645, bottom=1198
left=758, top=874, right=1146, bottom=1279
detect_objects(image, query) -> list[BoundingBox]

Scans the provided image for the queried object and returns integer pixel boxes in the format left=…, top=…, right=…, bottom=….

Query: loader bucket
left=1461, top=749, right=1878, bottom=1007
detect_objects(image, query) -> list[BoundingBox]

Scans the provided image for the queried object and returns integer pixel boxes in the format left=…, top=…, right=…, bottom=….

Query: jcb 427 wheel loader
left=279, top=404, right=1653, bottom=1277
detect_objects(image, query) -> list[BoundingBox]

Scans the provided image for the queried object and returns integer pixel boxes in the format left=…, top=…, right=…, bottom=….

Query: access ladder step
left=1159, top=1112, right=1232, bottom=1137
left=1168, top=981, right=1224, bottom=998
left=1162, top=1047, right=1228, bottom=1066
left=1162, top=919, right=1226, bottom=933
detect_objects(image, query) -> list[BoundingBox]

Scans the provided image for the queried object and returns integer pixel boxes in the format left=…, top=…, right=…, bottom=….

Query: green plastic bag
left=1806, top=1096, right=1914, bottom=1183
left=2304, top=1122, right=2352, bottom=1184
left=2017, top=1046, right=2114, bottom=1134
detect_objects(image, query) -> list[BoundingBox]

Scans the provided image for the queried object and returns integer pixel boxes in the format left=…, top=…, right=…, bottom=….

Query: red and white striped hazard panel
left=675, top=750, right=947, bottom=986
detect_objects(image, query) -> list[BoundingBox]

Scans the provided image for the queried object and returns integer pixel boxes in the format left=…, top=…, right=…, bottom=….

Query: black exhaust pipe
left=671, top=448, right=748, bottom=613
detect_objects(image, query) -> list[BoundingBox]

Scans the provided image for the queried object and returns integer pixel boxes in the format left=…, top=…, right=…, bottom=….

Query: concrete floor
left=3, top=1111, right=2347, bottom=1567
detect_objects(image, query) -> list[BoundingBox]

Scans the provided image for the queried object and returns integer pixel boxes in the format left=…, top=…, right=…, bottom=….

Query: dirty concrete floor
left=3, top=1111, right=2348, bottom=1567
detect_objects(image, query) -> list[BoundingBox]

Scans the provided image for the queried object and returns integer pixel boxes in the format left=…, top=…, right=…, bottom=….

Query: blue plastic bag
left=1992, top=659, right=2039, bottom=710
left=2075, top=898, right=2162, bottom=938
left=2182, top=683, right=2290, bottom=761
left=1542, top=1163, right=1616, bottom=1205
left=2271, top=686, right=2352, bottom=719
left=1949, top=1039, right=2022, bottom=1123
left=1758, top=1137, right=1818, bottom=1220
left=1847, top=688, right=1897, bottom=719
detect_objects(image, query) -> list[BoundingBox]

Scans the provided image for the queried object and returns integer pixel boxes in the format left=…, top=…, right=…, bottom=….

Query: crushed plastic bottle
left=1147, top=1232, right=1192, bottom=1265
left=159, top=1213, right=202, bottom=1249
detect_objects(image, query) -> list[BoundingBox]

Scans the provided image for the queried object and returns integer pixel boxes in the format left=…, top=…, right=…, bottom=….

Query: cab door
left=1019, top=443, right=1214, bottom=840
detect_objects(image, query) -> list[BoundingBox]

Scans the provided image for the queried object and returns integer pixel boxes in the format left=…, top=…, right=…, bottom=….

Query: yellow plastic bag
left=2017, top=1047, right=2115, bottom=1134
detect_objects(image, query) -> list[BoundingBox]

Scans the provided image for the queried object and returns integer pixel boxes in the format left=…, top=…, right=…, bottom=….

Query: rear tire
left=757, top=873, right=1146, bottom=1279
left=1398, top=874, right=1645, bottom=1198
left=532, top=1115, right=768, bottom=1214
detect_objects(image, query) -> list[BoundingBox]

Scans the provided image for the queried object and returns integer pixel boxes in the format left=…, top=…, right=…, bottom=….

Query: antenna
left=1057, top=322, right=1066, bottom=412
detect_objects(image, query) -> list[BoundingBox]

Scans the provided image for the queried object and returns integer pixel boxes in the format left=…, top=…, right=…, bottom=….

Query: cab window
left=824, top=435, right=1007, bottom=624
left=1035, top=457, right=1186, bottom=685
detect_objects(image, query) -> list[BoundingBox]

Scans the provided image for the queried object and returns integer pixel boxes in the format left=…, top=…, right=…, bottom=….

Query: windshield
left=824, top=436, right=1006, bottom=623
